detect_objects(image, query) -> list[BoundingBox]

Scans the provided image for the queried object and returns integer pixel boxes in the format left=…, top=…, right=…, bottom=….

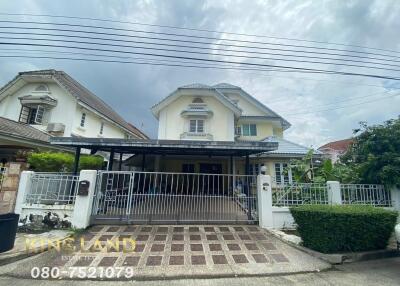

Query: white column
left=257, top=174, right=273, bottom=229
left=14, top=171, right=34, bottom=215
left=327, top=181, right=342, bottom=205
left=391, top=187, right=400, bottom=211
left=71, top=170, right=97, bottom=229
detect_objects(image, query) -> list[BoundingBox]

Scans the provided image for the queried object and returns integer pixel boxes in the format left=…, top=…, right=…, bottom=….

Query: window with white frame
left=274, top=162, right=292, bottom=185
left=80, top=112, right=86, bottom=127
left=189, top=119, right=204, bottom=133
left=99, top=122, right=104, bottom=134
left=19, top=105, right=47, bottom=125
left=241, top=124, right=257, bottom=136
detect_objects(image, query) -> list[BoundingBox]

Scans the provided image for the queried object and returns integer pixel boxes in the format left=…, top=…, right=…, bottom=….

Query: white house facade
left=0, top=69, right=147, bottom=140
left=148, top=83, right=320, bottom=184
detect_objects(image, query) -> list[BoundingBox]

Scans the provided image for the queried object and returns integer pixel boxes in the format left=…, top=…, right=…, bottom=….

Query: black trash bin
left=0, top=213, right=19, bottom=253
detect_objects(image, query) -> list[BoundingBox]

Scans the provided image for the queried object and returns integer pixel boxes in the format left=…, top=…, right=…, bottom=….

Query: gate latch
left=77, top=180, right=90, bottom=196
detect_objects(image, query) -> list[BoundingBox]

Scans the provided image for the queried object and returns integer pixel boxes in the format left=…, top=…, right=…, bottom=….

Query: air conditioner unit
left=46, top=123, right=65, bottom=132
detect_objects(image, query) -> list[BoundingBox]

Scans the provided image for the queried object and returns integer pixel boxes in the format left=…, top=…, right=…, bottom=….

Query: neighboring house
left=0, top=69, right=147, bottom=163
left=0, top=69, right=147, bottom=139
left=318, top=138, right=353, bottom=163
left=146, top=83, right=321, bottom=184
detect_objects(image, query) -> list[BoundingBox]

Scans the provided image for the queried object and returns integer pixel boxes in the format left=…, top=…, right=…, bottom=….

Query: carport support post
left=73, top=147, right=81, bottom=175
left=108, top=149, right=115, bottom=171
left=257, top=173, right=273, bottom=229
left=118, top=153, right=123, bottom=171
left=71, top=170, right=97, bottom=229
left=141, top=153, right=146, bottom=171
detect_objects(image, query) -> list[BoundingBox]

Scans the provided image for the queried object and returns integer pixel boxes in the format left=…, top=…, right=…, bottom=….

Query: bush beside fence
left=290, top=205, right=398, bottom=253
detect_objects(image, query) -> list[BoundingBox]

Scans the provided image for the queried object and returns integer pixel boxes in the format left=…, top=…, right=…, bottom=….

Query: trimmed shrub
left=28, top=152, right=104, bottom=172
left=290, top=205, right=398, bottom=253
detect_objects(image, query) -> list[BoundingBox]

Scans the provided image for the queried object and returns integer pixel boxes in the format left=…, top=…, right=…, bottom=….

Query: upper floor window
left=274, top=163, right=292, bottom=185
left=242, top=124, right=257, bottom=136
left=99, top=122, right=104, bottom=134
left=189, top=119, right=204, bottom=133
left=19, top=105, right=46, bottom=125
left=80, top=112, right=86, bottom=127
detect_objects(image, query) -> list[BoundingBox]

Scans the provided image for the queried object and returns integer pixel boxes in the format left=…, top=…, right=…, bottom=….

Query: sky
left=0, top=0, right=399, bottom=148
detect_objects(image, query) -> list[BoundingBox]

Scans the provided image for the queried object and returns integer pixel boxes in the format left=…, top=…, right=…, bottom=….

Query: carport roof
left=50, top=137, right=278, bottom=157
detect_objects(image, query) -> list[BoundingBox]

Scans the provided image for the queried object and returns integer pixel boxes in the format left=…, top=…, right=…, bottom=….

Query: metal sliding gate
left=91, top=171, right=258, bottom=224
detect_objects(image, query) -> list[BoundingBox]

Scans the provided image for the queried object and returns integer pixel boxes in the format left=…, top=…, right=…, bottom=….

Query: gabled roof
left=318, top=138, right=353, bottom=152
left=212, top=84, right=291, bottom=130
left=260, top=136, right=322, bottom=157
left=151, top=82, right=290, bottom=130
left=151, top=84, right=242, bottom=118
left=0, top=69, right=148, bottom=139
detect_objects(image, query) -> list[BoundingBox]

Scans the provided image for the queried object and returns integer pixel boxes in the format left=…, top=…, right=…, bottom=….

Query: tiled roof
left=318, top=138, right=353, bottom=152
left=0, top=116, right=50, bottom=142
left=262, top=136, right=322, bottom=156
left=179, top=83, right=212, bottom=89
left=213, top=83, right=241, bottom=89
left=3, top=69, right=148, bottom=139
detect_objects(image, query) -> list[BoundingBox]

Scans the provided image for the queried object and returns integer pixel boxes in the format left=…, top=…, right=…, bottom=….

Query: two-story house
left=0, top=69, right=147, bottom=163
left=137, top=83, right=320, bottom=184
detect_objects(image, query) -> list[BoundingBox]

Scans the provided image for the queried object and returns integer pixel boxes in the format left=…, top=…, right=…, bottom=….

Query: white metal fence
left=92, top=171, right=258, bottom=224
left=24, top=173, right=78, bottom=205
left=272, top=183, right=329, bottom=206
left=341, top=184, right=392, bottom=207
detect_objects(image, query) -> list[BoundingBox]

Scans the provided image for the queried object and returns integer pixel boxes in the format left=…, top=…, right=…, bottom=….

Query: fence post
left=257, top=173, right=273, bottom=229
left=327, top=181, right=342, bottom=205
left=14, top=171, right=34, bottom=215
left=391, top=187, right=400, bottom=211
left=71, top=170, right=97, bottom=229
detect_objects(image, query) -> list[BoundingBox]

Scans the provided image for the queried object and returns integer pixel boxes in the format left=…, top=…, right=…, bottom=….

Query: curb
left=266, top=229, right=400, bottom=264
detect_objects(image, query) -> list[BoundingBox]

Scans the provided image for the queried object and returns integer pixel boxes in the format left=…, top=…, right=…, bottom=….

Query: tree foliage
left=288, top=150, right=357, bottom=184
left=343, top=117, right=400, bottom=186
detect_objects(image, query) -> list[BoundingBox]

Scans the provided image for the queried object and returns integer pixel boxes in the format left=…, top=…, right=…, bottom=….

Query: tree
left=288, top=150, right=357, bottom=184
left=343, top=117, right=400, bottom=187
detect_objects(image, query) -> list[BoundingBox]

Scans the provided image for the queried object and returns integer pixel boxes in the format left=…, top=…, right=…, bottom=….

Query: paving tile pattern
left=60, top=225, right=290, bottom=271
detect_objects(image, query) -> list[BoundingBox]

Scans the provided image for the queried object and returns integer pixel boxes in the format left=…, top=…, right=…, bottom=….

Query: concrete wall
left=271, top=207, right=296, bottom=229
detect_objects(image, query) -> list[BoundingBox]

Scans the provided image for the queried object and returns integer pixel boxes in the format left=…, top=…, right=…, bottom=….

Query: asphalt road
left=0, top=257, right=399, bottom=286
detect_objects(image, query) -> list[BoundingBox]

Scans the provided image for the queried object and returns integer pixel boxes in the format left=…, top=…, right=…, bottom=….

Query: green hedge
left=28, top=152, right=104, bottom=172
left=290, top=205, right=398, bottom=253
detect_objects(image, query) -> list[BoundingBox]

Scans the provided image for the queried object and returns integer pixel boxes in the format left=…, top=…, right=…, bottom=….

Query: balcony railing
left=180, top=132, right=213, bottom=140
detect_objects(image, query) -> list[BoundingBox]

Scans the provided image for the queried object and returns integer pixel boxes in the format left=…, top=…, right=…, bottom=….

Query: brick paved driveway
left=45, top=225, right=330, bottom=279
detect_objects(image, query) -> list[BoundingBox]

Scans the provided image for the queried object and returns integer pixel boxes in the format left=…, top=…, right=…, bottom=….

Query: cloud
left=0, top=0, right=399, bottom=144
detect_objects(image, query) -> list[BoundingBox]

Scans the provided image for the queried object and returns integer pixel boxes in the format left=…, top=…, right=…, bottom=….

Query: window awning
left=18, top=95, right=57, bottom=107
left=50, top=137, right=279, bottom=157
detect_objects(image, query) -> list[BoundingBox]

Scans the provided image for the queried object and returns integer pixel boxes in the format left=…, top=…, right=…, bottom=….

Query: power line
left=1, top=25, right=399, bottom=66
left=1, top=29, right=400, bottom=71
left=1, top=12, right=399, bottom=56
left=1, top=41, right=399, bottom=81
left=285, top=92, right=400, bottom=117
left=2, top=35, right=400, bottom=73
left=280, top=90, right=393, bottom=112
left=1, top=20, right=400, bottom=62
